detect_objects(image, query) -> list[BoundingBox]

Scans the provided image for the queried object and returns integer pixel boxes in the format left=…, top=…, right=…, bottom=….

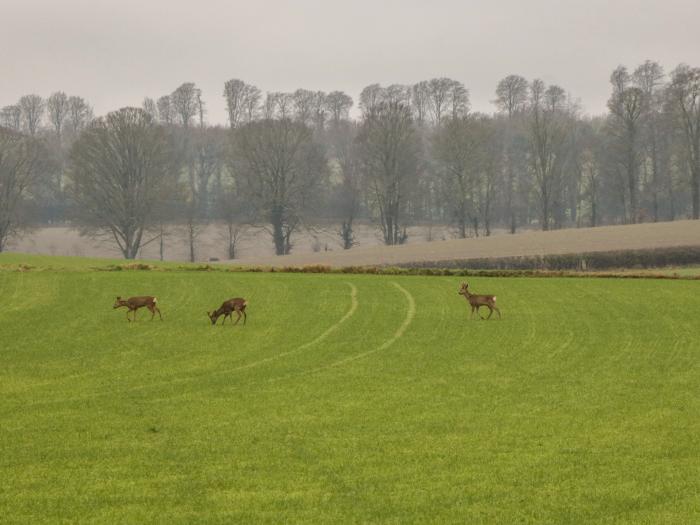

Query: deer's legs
left=242, top=310, right=247, bottom=325
left=485, top=306, right=493, bottom=320
left=493, top=306, right=501, bottom=319
left=232, top=310, right=242, bottom=325
left=150, top=305, right=162, bottom=320
left=126, top=309, right=132, bottom=322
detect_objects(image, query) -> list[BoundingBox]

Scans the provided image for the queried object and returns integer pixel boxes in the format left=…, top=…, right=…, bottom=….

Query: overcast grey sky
left=2, top=0, right=698, bottom=123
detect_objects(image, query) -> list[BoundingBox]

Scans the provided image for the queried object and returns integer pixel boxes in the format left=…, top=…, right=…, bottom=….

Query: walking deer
left=208, top=298, right=248, bottom=326
left=458, top=282, right=501, bottom=320
left=113, top=296, right=162, bottom=322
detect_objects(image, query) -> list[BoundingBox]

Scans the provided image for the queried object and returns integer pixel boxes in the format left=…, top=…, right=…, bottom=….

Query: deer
left=113, top=296, right=162, bottom=322
left=458, top=282, right=501, bottom=320
left=207, top=298, right=248, bottom=326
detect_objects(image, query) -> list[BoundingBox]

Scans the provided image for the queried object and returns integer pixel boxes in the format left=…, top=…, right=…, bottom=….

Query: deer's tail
left=153, top=297, right=158, bottom=304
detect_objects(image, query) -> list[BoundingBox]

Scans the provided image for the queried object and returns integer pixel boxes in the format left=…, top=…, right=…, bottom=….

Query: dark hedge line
left=395, top=245, right=700, bottom=271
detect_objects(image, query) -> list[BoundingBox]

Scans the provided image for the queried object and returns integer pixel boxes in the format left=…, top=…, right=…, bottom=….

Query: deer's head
left=113, top=296, right=125, bottom=308
left=207, top=311, right=218, bottom=325
left=458, top=282, right=469, bottom=296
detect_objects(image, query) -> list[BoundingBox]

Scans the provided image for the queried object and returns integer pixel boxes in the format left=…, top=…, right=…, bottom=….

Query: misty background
left=3, top=0, right=698, bottom=119
left=1, top=0, right=699, bottom=262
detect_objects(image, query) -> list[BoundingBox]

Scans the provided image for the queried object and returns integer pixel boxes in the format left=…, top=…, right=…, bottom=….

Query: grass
left=1, top=254, right=699, bottom=523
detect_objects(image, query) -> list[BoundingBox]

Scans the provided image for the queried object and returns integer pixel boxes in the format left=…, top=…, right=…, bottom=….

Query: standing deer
left=113, top=296, right=162, bottom=322
left=458, top=282, right=501, bottom=320
left=207, top=298, right=248, bottom=326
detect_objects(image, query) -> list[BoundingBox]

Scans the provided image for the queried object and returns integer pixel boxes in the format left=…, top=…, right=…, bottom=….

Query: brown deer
left=458, top=282, right=501, bottom=320
left=113, top=296, right=162, bottom=322
left=208, top=298, right=248, bottom=326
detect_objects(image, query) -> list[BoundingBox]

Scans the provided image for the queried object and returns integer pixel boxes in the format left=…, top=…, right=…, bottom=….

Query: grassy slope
left=0, top=259, right=699, bottom=523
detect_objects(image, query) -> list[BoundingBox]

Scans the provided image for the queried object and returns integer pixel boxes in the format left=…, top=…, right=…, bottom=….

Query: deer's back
left=222, top=298, right=247, bottom=311
left=128, top=296, right=156, bottom=306
left=470, top=294, right=496, bottom=305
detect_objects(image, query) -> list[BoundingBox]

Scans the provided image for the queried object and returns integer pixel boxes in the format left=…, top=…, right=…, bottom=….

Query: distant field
left=1, top=255, right=699, bottom=523
left=8, top=220, right=700, bottom=269
left=236, top=219, right=700, bottom=268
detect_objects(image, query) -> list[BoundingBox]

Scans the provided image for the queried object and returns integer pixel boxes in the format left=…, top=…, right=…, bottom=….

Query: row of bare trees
left=1, top=62, right=699, bottom=258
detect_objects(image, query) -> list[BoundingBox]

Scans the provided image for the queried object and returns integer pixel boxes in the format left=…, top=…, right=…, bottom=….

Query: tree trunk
left=692, top=166, right=699, bottom=220
left=270, top=206, right=286, bottom=255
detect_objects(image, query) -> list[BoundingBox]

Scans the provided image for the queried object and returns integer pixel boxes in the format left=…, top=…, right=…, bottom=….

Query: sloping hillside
left=236, top=220, right=700, bottom=267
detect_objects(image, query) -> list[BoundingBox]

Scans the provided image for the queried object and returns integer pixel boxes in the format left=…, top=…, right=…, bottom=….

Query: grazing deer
left=113, top=296, right=162, bottom=322
left=458, top=282, right=501, bottom=320
left=208, top=298, right=248, bottom=326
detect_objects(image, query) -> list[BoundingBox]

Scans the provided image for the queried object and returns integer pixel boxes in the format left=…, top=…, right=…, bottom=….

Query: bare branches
left=68, top=107, right=177, bottom=259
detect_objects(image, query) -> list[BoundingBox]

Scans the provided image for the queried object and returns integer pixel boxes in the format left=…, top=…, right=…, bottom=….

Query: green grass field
left=1, top=255, right=699, bottom=523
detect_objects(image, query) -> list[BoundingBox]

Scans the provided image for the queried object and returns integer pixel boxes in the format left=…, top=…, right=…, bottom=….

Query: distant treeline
left=1, top=60, right=699, bottom=259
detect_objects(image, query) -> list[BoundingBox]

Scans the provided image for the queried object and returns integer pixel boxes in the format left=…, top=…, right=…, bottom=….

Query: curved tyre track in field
left=214, top=282, right=358, bottom=374
left=268, top=281, right=416, bottom=384
left=325, top=282, right=416, bottom=369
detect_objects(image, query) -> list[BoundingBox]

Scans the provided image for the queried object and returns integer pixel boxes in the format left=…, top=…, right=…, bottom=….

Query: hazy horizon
left=3, top=0, right=699, bottom=122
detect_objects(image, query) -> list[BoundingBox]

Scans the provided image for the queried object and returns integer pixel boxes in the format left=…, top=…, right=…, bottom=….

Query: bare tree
left=19, top=95, right=45, bottom=136
left=292, top=89, right=316, bottom=125
left=142, top=97, right=158, bottom=120
left=631, top=61, right=666, bottom=221
left=223, top=79, right=246, bottom=128
left=494, top=74, right=529, bottom=233
left=67, top=96, right=93, bottom=134
left=327, top=120, right=361, bottom=248
left=447, top=80, right=470, bottom=119
left=427, top=78, right=453, bottom=126
left=359, top=84, right=385, bottom=114
left=0, top=105, right=21, bottom=131
left=171, top=82, right=200, bottom=129
left=411, top=81, right=430, bottom=125
left=607, top=66, right=647, bottom=223
left=195, top=89, right=206, bottom=128
left=527, top=80, right=571, bottom=230
left=231, top=118, right=326, bottom=255
left=325, top=91, right=353, bottom=125
left=47, top=92, right=69, bottom=141
left=358, top=100, right=417, bottom=245
left=68, top=108, right=177, bottom=259
left=494, top=75, right=529, bottom=117
left=432, top=115, right=481, bottom=237
left=667, top=64, right=700, bottom=219
left=156, top=95, right=174, bottom=125
left=0, top=128, right=50, bottom=251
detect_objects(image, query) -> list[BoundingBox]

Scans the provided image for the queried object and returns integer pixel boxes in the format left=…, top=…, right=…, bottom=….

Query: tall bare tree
left=527, top=80, right=571, bottom=230
left=667, top=64, right=700, bottom=219
left=607, top=66, right=647, bottom=223
left=19, top=95, right=45, bottom=136
left=327, top=120, right=361, bottom=248
left=0, top=129, right=50, bottom=251
left=68, top=108, right=176, bottom=259
left=325, top=91, right=353, bottom=126
left=358, top=100, right=417, bottom=245
left=0, top=105, right=21, bottom=131
left=231, top=118, right=326, bottom=255
left=411, top=81, right=430, bottom=125
left=432, top=115, right=481, bottom=237
left=494, top=74, right=529, bottom=233
left=67, top=96, right=93, bottom=134
left=47, top=92, right=69, bottom=141
left=171, top=82, right=200, bottom=129
left=156, top=95, right=174, bottom=125
left=223, top=79, right=261, bottom=128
